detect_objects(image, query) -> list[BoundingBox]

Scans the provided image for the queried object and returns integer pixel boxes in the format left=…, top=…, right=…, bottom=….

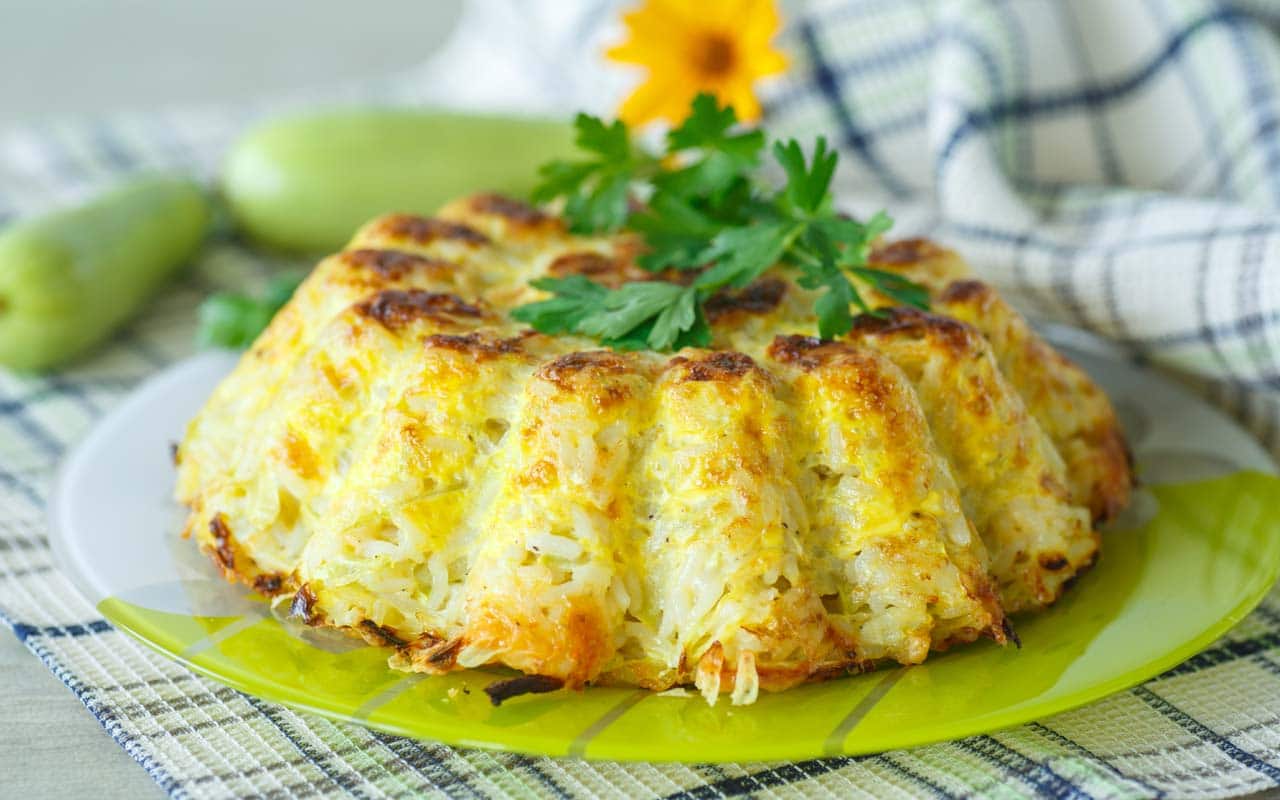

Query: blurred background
left=0, top=0, right=463, bottom=125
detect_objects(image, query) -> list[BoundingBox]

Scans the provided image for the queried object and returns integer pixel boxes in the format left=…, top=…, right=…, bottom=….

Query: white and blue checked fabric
left=762, top=0, right=1280, bottom=458
left=3, top=0, right=1280, bottom=797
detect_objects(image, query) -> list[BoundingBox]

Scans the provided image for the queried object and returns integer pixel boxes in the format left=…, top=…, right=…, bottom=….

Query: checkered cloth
left=759, top=0, right=1280, bottom=459
left=3, top=0, right=1280, bottom=797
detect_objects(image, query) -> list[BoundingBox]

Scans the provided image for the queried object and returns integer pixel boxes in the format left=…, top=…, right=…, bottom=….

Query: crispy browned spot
left=937, top=279, right=991, bottom=305
left=425, top=638, right=462, bottom=667
left=359, top=620, right=407, bottom=647
left=169, top=441, right=180, bottom=466
left=869, top=237, right=944, bottom=266
left=356, top=289, right=484, bottom=329
left=767, top=334, right=842, bottom=370
left=1060, top=556, right=1098, bottom=594
left=546, top=251, right=633, bottom=288
left=1087, top=427, right=1137, bottom=523
left=374, top=214, right=490, bottom=246
left=209, top=514, right=235, bottom=571
left=341, top=248, right=455, bottom=281
left=470, top=193, right=554, bottom=226
left=547, top=248, right=692, bottom=288
left=424, top=331, right=529, bottom=359
left=483, top=675, right=565, bottom=706
left=253, top=573, right=285, bottom=595
left=538, top=350, right=635, bottom=393
left=849, top=308, right=978, bottom=352
left=705, top=279, right=787, bottom=322
left=291, top=584, right=319, bottom=625
left=669, top=350, right=756, bottom=382
left=1001, top=617, right=1022, bottom=648
left=1038, top=554, right=1069, bottom=571
left=806, top=663, right=871, bottom=683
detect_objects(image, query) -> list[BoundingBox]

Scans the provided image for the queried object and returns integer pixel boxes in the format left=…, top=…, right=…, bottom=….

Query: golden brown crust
left=370, top=214, right=491, bottom=246
left=845, top=307, right=1097, bottom=612
left=207, top=513, right=236, bottom=572
left=468, top=193, right=560, bottom=230
left=766, top=334, right=841, bottom=370
left=704, top=279, right=788, bottom=322
left=290, top=584, right=319, bottom=624
left=869, top=237, right=945, bottom=265
left=423, top=331, right=533, bottom=360
left=667, top=350, right=758, bottom=382
left=251, top=573, right=287, bottom=596
left=545, top=251, right=650, bottom=288
left=337, top=249, right=457, bottom=287
left=858, top=239, right=1134, bottom=523
left=934, top=280, right=1133, bottom=522
left=848, top=306, right=981, bottom=352
left=935, top=278, right=988, bottom=305
left=539, top=349, right=633, bottom=382
left=201, top=514, right=284, bottom=592
left=867, top=237, right=973, bottom=286
left=355, top=289, right=485, bottom=329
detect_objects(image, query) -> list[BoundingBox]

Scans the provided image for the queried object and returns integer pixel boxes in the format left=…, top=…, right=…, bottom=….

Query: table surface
left=0, top=632, right=164, bottom=798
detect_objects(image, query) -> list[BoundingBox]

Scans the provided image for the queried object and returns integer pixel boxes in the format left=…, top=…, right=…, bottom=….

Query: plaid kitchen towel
left=4, top=0, right=1280, bottom=797
left=759, top=0, right=1280, bottom=457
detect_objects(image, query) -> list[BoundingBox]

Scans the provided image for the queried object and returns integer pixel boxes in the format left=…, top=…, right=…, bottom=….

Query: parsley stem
left=777, top=222, right=807, bottom=262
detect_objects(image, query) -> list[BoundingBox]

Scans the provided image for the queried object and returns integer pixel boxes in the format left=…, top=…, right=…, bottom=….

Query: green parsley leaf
left=693, top=221, right=800, bottom=291
left=561, top=172, right=632, bottom=233
left=852, top=266, right=932, bottom=310
left=666, top=93, right=742, bottom=151
left=655, top=93, right=766, bottom=202
left=578, top=282, right=685, bottom=340
left=530, top=160, right=596, bottom=204
left=197, top=273, right=302, bottom=349
left=774, top=137, right=838, bottom=214
left=578, top=281, right=710, bottom=352
left=509, top=275, right=609, bottom=334
left=811, top=272, right=858, bottom=340
left=648, top=284, right=705, bottom=350
left=628, top=193, right=722, bottom=272
left=532, top=113, right=651, bottom=233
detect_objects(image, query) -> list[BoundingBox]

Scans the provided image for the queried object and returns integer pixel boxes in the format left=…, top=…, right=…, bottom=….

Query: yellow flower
left=607, top=0, right=788, bottom=126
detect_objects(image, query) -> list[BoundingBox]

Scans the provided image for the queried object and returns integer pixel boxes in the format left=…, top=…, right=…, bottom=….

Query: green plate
left=51, top=330, right=1280, bottom=763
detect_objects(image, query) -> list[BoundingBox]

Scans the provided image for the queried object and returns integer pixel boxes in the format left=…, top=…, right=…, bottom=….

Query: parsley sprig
left=197, top=273, right=302, bottom=349
left=512, top=94, right=928, bottom=351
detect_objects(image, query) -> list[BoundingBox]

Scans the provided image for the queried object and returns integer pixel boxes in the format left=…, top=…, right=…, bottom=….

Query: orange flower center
left=690, top=31, right=737, bottom=77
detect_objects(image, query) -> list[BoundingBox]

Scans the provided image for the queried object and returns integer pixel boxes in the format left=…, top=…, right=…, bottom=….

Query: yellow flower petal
left=744, top=46, right=788, bottom=78
left=618, top=72, right=698, bottom=126
left=690, top=0, right=746, bottom=27
left=605, top=0, right=789, bottom=126
left=738, top=0, right=783, bottom=44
